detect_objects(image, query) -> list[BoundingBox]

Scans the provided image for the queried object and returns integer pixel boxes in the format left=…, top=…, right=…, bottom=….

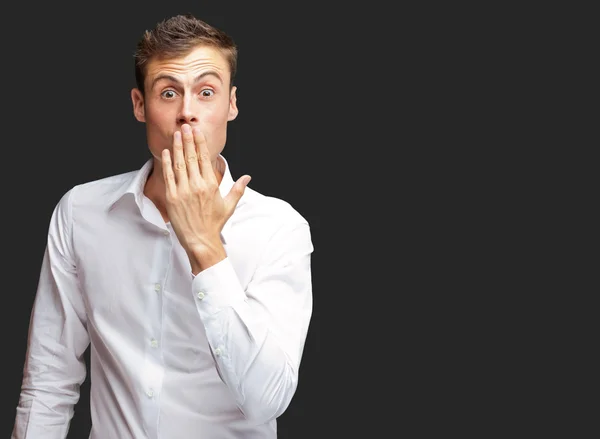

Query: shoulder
left=55, top=168, right=140, bottom=213
left=76, top=170, right=137, bottom=203
left=239, top=186, right=309, bottom=231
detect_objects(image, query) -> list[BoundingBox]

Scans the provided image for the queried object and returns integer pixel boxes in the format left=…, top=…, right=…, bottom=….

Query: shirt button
left=154, top=283, right=161, bottom=292
left=163, top=230, right=169, bottom=236
left=146, top=389, right=154, bottom=398
left=150, top=338, right=158, bottom=348
left=214, top=348, right=222, bottom=357
left=197, top=291, right=205, bottom=300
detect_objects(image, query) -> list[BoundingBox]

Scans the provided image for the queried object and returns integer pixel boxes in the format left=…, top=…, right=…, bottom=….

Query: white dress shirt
left=12, top=155, right=313, bottom=439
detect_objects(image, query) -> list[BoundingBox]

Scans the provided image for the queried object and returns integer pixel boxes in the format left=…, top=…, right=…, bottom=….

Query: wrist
left=189, top=242, right=226, bottom=275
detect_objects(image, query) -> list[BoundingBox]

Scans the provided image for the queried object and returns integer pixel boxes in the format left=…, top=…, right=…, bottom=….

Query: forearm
left=13, top=357, right=84, bottom=439
left=13, top=290, right=88, bottom=438
left=13, top=195, right=90, bottom=438
left=204, top=298, right=300, bottom=422
left=191, top=256, right=312, bottom=423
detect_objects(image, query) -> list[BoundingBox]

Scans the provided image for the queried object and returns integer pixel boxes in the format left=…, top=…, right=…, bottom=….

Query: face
left=131, top=45, right=238, bottom=167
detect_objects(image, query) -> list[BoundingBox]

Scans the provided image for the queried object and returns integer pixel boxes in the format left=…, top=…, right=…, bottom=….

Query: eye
left=161, top=90, right=177, bottom=99
left=200, top=89, right=215, bottom=97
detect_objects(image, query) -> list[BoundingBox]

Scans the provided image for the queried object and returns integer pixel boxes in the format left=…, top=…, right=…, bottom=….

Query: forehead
left=145, top=45, right=230, bottom=82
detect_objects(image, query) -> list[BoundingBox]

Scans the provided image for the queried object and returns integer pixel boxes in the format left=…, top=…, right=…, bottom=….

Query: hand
left=161, top=124, right=251, bottom=273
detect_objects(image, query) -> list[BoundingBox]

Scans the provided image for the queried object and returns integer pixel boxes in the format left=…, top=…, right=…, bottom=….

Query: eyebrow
left=151, top=71, right=223, bottom=90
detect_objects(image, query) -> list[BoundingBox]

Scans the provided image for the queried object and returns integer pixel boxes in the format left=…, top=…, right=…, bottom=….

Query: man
left=13, top=14, right=313, bottom=439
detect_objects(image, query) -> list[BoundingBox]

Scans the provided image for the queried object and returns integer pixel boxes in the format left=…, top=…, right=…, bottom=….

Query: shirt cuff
left=191, top=257, right=247, bottom=310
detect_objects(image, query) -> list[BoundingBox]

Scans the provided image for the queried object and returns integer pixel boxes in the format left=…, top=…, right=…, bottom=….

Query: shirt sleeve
left=12, top=188, right=90, bottom=439
left=190, top=220, right=313, bottom=424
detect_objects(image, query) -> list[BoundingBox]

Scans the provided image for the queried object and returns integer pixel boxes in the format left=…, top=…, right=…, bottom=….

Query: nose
left=177, top=96, right=198, bottom=125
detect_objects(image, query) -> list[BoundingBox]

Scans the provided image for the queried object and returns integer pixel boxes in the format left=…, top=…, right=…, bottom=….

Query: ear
left=131, top=88, right=146, bottom=122
left=227, top=86, right=238, bottom=121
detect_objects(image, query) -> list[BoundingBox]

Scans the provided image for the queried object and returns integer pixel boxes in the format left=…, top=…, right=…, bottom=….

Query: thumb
left=224, top=174, right=251, bottom=214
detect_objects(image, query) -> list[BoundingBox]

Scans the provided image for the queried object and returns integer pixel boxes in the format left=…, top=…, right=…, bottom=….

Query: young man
left=12, top=14, right=313, bottom=439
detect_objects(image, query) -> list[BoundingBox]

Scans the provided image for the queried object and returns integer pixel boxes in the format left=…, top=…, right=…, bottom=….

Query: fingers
left=182, top=125, right=202, bottom=187
left=161, top=149, right=177, bottom=199
left=224, top=175, right=251, bottom=216
left=163, top=124, right=216, bottom=192
left=193, top=127, right=217, bottom=185
left=172, top=130, right=189, bottom=189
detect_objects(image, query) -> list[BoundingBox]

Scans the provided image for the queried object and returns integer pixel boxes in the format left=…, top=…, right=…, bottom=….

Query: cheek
left=196, top=117, right=220, bottom=135
left=145, top=106, right=170, bottom=123
left=204, top=113, right=222, bottom=127
left=204, top=104, right=230, bottom=127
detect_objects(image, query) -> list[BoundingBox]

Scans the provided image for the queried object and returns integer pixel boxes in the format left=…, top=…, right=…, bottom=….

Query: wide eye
left=201, top=89, right=215, bottom=97
left=161, top=90, right=177, bottom=99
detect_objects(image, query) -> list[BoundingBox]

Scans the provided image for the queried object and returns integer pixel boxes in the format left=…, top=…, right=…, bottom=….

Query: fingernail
left=182, top=125, right=191, bottom=133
